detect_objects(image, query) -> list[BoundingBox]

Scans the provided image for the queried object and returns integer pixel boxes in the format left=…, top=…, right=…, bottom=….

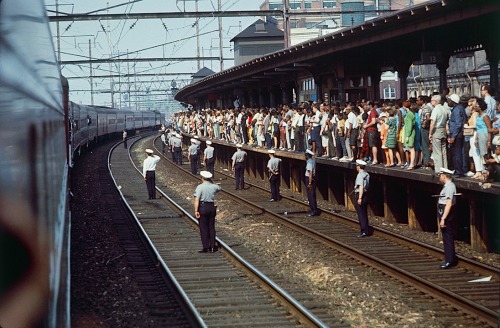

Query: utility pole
left=218, top=0, right=223, bottom=71
left=283, top=0, right=290, bottom=48
left=196, top=0, right=200, bottom=70
left=89, top=39, right=94, bottom=105
left=56, top=0, right=61, bottom=62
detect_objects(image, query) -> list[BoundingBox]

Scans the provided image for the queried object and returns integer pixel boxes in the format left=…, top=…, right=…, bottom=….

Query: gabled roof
left=230, top=19, right=284, bottom=42
left=192, top=67, right=215, bottom=78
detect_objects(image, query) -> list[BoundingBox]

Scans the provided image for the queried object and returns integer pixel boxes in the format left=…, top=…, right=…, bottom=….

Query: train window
left=109, top=119, right=116, bottom=124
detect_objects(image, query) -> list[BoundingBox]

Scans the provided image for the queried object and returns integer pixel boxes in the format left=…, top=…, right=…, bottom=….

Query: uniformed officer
left=437, top=167, right=458, bottom=269
left=231, top=143, right=247, bottom=190
left=203, top=140, right=215, bottom=176
left=354, top=159, right=370, bottom=237
left=193, top=135, right=202, bottom=169
left=193, top=171, right=222, bottom=253
left=160, top=130, right=167, bottom=154
left=305, top=149, right=320, bottom=216
left=171, top=133, right=182, bottom=165
left=267, top=149, right=282, bottom=201
left=142, top=149, right=161, bottom=200
left=188, top=138, right=199, bottom=174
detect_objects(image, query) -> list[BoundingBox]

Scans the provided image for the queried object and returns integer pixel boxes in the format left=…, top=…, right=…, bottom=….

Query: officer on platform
left=142, top=149, right=160, bottom=200
left=437, top=167, right=458, bottom=269
left=194, top=171, right=221, bottom=253
left=354, top=159, right=370, bottom=237
left=305, top=149, right=320, bottom=216
left=203, top=140, right=215, bottom=176
left=267, top=149, right=282, bottom=201
left=188, top=138, right=199, bottom=174
left=231, top=143, right=247, bottom=190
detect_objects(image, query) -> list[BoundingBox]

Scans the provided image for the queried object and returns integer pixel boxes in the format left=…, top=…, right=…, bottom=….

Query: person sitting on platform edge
left=305, top=149, right=320, bottom=217
left=194, top=171, right=221, bottom=253
left=231, top=143, right=247, bottom=190
left=143, top=149, right=160, bottom=200
left=267, top=149, right=282, bottom=202
left=354, top=159, right=370, bottom=237
left=437, top=167, right=458, bottom=269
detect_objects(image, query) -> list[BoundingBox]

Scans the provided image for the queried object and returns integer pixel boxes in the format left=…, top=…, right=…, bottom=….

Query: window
left=304, top=2, right=312, bottom=9
left=290, top=2, right=301, bottom=9
left=323, top=1, right=336, bottom=8
left=384, top=86, right=396, bottom=99
left=269, top=3, right=282, bottom=10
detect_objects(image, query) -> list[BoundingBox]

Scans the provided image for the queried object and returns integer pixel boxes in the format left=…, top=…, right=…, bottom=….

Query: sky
left=46, top=0, right=262, bottom=109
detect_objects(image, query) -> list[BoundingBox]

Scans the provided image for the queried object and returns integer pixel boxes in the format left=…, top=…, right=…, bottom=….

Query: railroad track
left=149, top=135, right=499, bottom=327
left=111, top=136, right=336, bottom=327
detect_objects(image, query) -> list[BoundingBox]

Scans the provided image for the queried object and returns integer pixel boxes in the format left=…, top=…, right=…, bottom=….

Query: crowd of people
left=170, top=84, right=500, bottom=182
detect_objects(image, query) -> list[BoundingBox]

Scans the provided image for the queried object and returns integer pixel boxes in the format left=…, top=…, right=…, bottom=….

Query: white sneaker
left=466, top=171, right=474, bottom=177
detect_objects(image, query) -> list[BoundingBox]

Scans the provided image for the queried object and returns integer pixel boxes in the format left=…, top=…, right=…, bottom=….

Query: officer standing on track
left=160, top=130, right=167, bottom=154
left=203, top=140, right=215, bottom=176
left=171, top=133, right=182, bottom=165
left=231, top=143, right=247, bottom=190
left=305, top=149, right=320, bottom=216
left=188, top=138, right=199, bottom=174
left=437, top=167, right=458, bottom=269
left=143, top=149, right=160, bottom=200
left=194, top=171, right=222, bottom=253
left=354, top=159, right=370, bottom=237
left=267, top=149, right=282, bottom=201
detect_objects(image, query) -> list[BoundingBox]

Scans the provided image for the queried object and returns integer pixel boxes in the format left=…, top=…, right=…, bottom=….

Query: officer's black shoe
left=198, top=248, right=209, bottom=253
left=439, top=262, right=457, bottom=269
left=357, top=232, right=368, bottom=238
left=210, top=247, right=218, bottom=253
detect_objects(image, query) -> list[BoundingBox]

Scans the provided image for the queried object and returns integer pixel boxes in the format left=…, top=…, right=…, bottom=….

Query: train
left=69, top=100, right=164, bottom=158
left=0, top=1, right=163, bottom=327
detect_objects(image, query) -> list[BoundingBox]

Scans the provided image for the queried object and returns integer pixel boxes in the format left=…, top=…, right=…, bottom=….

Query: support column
left=370, top=72, right=381, bottom=101
left=436, top=60, right=449, bottom=94
left=291, top=164, right=302, bottom=193
left=469, top=196, right=488, bottom=253
left=269, top=87, right=276, bottom=108
left=337, top=79, right=345, bottom=103
left=407, top=185, right=420, bottom=230
left=314, top=75, right=323, bottom=103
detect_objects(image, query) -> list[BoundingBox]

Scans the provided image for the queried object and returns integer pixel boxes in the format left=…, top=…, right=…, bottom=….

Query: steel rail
left=214, top=166, right=500, bottom=278
left=108, top=135, right=208, bottom=328
left=153, top=135, right=499, bottom=327
left=137, top=135, right=329, bottom=327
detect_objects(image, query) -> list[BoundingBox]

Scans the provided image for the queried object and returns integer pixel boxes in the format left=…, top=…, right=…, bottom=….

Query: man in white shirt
left=346, top=106, right=360, bottom=162
left=143, top=149, right=161, bottom=200
left=481, top=84, right=497, bottom=120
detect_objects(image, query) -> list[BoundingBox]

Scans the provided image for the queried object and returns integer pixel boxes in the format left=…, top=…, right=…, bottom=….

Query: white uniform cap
left=449, top=94, right=460, bottom=104
left=305, top=149, right=314, bottom=156
left=200, top=171, right=213, bottom=179
left=206, top=140, right=212, bottom=145
left=268, top=149, right=275, bottom=154
left=193, top=135, right=200, bottom=139
left=236, top=143, right=243, bottom=148
left=190, top=138, right=196, bottom=143
left=438, top=167, right=454, bottom=175
left=356, top=159, right=367, bottom=166
left=145, top=149, right=154, bottom=154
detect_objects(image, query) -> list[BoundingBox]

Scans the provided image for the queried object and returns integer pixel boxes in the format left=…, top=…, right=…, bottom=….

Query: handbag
left=463, top=127, right=474, bottom=136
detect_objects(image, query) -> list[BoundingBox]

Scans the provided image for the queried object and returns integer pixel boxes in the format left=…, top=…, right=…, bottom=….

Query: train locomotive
left=0, top=1, right=164, bottom=327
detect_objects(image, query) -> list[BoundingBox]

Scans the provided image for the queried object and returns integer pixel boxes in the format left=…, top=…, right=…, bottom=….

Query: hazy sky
left=47, top=0, right=262, bottom=107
